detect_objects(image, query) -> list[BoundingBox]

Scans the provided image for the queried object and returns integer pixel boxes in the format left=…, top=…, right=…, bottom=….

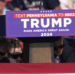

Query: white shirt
left=3, top=8, right=10, bottom=15
left=9, top=58, right=16, bottom=63
left=54, top=56, right=60, bottom=63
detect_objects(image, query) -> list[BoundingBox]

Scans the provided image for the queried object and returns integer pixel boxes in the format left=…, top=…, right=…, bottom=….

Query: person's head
left=0, top=0, right=6, bottom=11
left=0, top=36, right=8, bottom=60
left=53, top=37, right=64, bottom=56
left=7, top=39, right=23, bottom=63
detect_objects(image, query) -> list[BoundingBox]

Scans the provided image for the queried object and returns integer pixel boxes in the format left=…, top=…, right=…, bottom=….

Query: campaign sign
left=6, top=10, right=75, bottom=38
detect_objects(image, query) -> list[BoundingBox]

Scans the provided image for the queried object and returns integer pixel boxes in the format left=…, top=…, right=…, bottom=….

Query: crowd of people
left=0, top=36, right=75, bottom=63
left=0, top=0, right=75, bottom=63
left=0, top=0, right=74, bottom=15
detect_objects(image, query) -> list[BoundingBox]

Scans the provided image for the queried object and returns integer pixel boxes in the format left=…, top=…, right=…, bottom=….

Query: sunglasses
left=54, top=44, right=64, bottom=51
left=10, top=54, right=23, bottom=59
left=0, top=51, right=6, bottom=56
left=0, top=0, right=5, bottom=2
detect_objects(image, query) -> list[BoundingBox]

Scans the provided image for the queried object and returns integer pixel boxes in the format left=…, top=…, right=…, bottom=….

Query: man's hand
left=13, top=8, right=20, bottom=11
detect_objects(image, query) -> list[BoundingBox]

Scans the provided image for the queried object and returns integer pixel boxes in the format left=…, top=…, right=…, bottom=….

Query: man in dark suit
left=54, top=37, right=75, bottom=63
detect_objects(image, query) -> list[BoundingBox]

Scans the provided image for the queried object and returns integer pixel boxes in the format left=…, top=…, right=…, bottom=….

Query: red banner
left=0, top=63, right=75, bottom=74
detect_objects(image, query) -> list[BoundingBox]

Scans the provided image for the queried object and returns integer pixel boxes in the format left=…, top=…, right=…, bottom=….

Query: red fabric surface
left=6, top=0, right=12, bottom=4
left=0, top=63, right=75, bottom=74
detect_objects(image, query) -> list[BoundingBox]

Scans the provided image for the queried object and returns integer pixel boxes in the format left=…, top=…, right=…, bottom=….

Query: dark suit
left=42, top=0, right=60, bottom=9
left=59, top=39, right=75, bottom=63
left=12, top=0, right=27, bottom=10
left=0, top=57, right=10, bottom=63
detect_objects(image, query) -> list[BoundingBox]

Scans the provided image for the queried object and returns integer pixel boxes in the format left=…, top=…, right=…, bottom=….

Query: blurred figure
left=53, top=37, right=75, bottom=63
left=12, top=0, right=28, bottom=10
left=7, top=39, right=23, bottom=63
left=0, top=0, right=10, bottom=15
left=0, top=36, right=10, bottom=63
left=12, top=0, right=44, bottom=10
left=59, top=0, right=73, bottom=9
left=42, top=0, right=60, bottom=9
left=6, top=0, right=13, bottom=10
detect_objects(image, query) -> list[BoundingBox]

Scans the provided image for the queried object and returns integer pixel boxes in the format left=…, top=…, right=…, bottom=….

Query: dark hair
left=7, top=39, right=21, bottom=54
left=54, top=37, right=63, bottom=43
